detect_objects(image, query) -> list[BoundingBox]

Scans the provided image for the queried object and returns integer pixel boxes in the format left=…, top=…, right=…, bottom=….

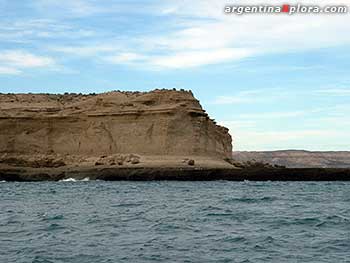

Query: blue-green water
left=0, top=181, right=349, bottom=263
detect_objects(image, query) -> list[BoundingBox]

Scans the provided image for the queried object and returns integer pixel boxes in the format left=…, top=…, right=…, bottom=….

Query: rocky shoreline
left=2, top=90, right=348, bottom=182
left=1, top=166, right=350, bottom=181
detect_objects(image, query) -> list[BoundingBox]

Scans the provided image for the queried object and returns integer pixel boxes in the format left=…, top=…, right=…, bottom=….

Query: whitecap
left=59, top=177, right=90, bottom=182
left=0, top=180, right=6, bottom=183
left=59, top=178, right=77, bottom=182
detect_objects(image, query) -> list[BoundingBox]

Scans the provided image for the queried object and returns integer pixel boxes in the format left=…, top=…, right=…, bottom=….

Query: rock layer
left=0, top=90, right=232, bottom=163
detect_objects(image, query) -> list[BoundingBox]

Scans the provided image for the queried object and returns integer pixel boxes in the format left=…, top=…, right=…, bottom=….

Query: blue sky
left=0, top=0, right=349, bottom=151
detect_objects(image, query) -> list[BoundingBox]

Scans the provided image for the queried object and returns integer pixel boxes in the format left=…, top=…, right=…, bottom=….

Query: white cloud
left=0, top=66, right=21, bottom=75
left=237, top=111, right=306, bottom=119
left=34, top=0, right=102, bottom=17
left=32, top=0, right=350, bottom=70
left=139, top=0, right=350, bottom=68
left=0, top=50, right=54, bottom=68
left=57, top=45, right=252, bottom=69
left=51, top=44, right=120, bottom=57
left=0, top=50, right=56, bottom=74
left=0, top=19, right=95, bottom=43
left=211, top=85, right=350, bottom=106
left=213, top=95, right=256, bottom=105
left=149, top=48, right=252, bottom=69
left=315, top=88, right=350, bottom=96
left=211, top=88, right=288, bottom=105
left=33, top=0, right=164, bottom=18
left=104, top=52, right=147, bottom=64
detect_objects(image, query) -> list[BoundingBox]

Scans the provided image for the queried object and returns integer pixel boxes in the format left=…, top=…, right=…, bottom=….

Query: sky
left=0, top=0, right=349, bottom=151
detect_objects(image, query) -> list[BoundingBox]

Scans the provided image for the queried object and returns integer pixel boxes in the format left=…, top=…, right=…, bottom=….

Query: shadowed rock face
left=0, top=89, right=232, bottom=159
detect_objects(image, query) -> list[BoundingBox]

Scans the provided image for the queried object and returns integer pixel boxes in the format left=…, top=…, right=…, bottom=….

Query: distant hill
left=232, top=150, right=350, bottom=168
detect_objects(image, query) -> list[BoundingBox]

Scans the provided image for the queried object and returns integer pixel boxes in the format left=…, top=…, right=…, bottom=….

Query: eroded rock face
left=0, top=89, right=232, bottom=159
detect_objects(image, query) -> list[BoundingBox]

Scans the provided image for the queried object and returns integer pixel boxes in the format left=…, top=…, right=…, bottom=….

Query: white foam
left=0, top=180, right=6, bottom=183
left=59, top=177, right=90, bottom=182
left=59, top=178, right=77, bottom=182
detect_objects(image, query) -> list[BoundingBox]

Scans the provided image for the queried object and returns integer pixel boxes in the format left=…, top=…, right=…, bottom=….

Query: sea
left=0, top=180, right=349, bottom=263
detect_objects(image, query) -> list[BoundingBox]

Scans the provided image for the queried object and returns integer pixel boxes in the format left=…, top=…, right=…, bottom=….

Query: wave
left=224, top=196, right=278, bottom=203
left=59, top=177, right=90, bottom=182
left=0, top=180, right=6, bottom=183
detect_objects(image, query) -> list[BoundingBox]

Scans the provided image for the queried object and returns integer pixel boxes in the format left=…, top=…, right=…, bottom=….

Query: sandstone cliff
left=0, top=89, right=232, bottom=168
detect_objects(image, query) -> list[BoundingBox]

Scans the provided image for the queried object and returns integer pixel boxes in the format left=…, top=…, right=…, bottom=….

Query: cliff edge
left=0, top=89, right=233, bottom=170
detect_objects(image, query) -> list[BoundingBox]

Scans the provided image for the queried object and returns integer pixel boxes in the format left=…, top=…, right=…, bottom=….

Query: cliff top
left=0, top=89, right=207, bottom=118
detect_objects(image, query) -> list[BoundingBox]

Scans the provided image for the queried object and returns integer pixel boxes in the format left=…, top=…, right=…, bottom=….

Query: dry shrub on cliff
left=188, top=159, right=195, bottom=166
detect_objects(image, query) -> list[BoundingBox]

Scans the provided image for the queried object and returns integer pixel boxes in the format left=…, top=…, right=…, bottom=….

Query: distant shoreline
left=232, top=150, right=350, bottom=168
left=1, top=166, right=350, bottom=181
